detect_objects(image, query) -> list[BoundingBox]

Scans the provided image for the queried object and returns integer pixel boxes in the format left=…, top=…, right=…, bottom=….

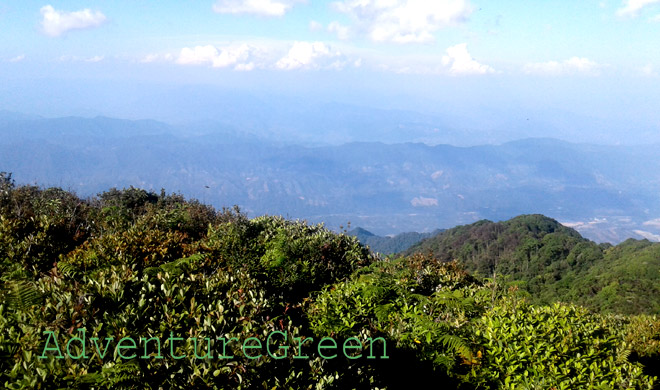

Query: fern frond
left=98, top=361, right=142, bottom=387
left=57, top=262, right=80, bottom=278
left=437, top=334, right=472, bottom=360
left=374, top=303, right=395, bottom=322
left=2, top=280, right=43, bottom=310
left=146, top=253, right=205, bottom=278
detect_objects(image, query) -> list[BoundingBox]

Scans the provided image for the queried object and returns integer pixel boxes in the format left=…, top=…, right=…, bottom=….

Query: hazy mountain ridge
left=347, top=227, right=443, bottom=255
left=2, top=113, right=659, bottom=242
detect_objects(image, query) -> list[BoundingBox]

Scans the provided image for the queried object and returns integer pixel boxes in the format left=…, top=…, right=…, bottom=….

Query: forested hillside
left=1, top=176, right=659, bottom=389
left=405, top=214, right=660, bottom=315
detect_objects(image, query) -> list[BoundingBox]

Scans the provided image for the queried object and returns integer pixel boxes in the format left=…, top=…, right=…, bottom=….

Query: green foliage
left=407, top=214, right=660, bottom=315
left=308, top=255, right=498, bottom=387
left=201, top=215, right=373, bottom=303
left=623, top=315, right=660, bottom=379
left=1, top=280, right=43, bottom=310
left=0, top=185, right=93, bottom=278
left=1, top=181, right=659, bottom=389
left=468, top=301, right=655, bottom=389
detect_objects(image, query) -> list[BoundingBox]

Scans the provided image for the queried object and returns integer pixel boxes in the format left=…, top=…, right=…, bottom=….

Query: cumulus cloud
left=212, top=0, right=299, bottom=16
left=174, top=41, right=355, bottom=71
left=40, top=5, right=106, bottom=37
left=332, top=0, right=472, bottom=43
left=523, top=57, right=601, bottom=75
left=411, top=196, right=438, bottom=207
left=235, top=62, right=256, bottom=71
left=275, top=41, right=341, bottom=70
left=616, top=0, right=660, bottom=17
left=441, top=43, right=494, bottom=75
left=177, top=44, right=258, bottom=70
left=327, top=21, right=350, bottom=40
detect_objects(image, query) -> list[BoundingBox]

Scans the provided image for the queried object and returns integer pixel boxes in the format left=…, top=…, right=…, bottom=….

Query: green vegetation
left=1, top=176, right=659, bottom=388
left=406, top=214, right=660, bottom=315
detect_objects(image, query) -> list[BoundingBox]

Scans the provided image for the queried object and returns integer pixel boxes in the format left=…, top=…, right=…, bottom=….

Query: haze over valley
left=2, top=110, right=659, bottom=244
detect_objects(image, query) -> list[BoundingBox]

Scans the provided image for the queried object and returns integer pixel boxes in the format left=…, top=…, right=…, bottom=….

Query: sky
left=1, top=0, right=660, bottom=143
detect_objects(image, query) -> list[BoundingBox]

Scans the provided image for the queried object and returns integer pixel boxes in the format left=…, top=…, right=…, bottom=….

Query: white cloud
left=327, top=21, right=350, bottom=40
left=178, top=45, right=218, bottom=65
left=309, top=20, right=323, bottom=31
left=275, top=41, right=341, bottom=70
left=40, top=5, right=106, bottom=37
left=55, top=55, right=106, bottom=63
left=212, top=0, right=299, bottom=16
left=235, top=62, right=256, bottom=71
left=650, top=12, right=660, bottom=20
left=411, top=196, right=438, bottom=207
left=8, top=55, right=25, bottom=63
left=84, top=55, right=104, bottom=63
left=643, top=218, right=660, bottom=228
left=441, top=43, right=494, bottom=75
left=177, top=44, right=258, bottom=70
left=140, top=53, right=175, bottom=63
left=616, top=0, right=660, bottom=17
left=175, top=41, right=357, bottom=71
left=523, top=57, right=601, bottom=75
left=633, top=229, right=660, bottom=241
left=332, top=0, right=472, bottom=43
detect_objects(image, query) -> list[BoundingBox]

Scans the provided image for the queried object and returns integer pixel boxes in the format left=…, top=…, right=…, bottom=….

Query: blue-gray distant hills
left=2, top=112, right=659, bottom=243
left=347, top=227, right=444, bottom=255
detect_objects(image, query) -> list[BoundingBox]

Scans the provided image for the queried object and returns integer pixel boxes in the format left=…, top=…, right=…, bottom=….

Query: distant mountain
left=1, top=114, right=660, bottom=242
left=405, top=214, right=660, bottom=314
left=347, top=227, right=443, bottom=255
left=0, top=115, right=174, bottom=144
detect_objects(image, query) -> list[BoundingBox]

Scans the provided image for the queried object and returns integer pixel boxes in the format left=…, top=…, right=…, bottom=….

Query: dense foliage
left=1, top=177, right=659, bottom=388
left=406, top=214, right=660, bottom=315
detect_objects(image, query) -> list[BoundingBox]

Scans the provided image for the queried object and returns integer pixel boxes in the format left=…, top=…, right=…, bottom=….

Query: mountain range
left=2, top=111, right=659, bottom=243
left=347, top=227, right=443, bottom=255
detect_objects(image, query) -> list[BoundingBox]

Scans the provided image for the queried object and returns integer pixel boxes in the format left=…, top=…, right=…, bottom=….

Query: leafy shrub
left=201, top=215, right=374, bottom=303
left=468, top=300, right=656, bottom=389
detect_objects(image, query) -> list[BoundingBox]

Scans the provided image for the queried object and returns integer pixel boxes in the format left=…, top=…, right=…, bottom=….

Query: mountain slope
left=405, top=214, right=660, bottom=314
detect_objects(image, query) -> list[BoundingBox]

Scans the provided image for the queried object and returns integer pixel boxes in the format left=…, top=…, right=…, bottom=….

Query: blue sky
left=2, top=0, right=659, bottom=74
left=1, top=0, right=660, bottom=143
